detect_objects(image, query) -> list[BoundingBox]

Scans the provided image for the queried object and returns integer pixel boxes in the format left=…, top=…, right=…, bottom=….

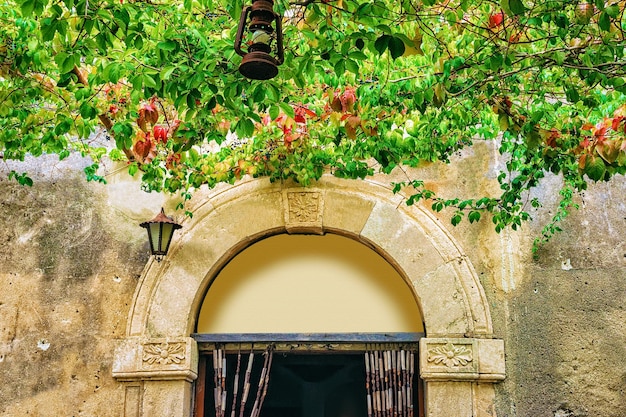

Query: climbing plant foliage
left=1, top=0, right=625, bottom=251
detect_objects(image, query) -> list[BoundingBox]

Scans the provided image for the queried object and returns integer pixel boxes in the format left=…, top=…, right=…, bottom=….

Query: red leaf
left=294, top=105, right=316, bottom=124
left=133, top=134, right=155, bottom=161
left=488, top=12, right=504, bottom=28
left=330, top=96, right=342, bottom=112
left=580, top=137, right=591, bottom=149
left=340, top=88, right=356, bottom=112
left=138, top=101, right=159, bottom=129
left=153, top=125, right=168, bottom=143
left=593, top=124, right=608, bottom=142
left=168, top=119, right=182, bottom=137
left=545, top=128, right=560, bottom=148
left=344, top=115, right=361, bottom=139
left=166, top=153, right=181, bottom=170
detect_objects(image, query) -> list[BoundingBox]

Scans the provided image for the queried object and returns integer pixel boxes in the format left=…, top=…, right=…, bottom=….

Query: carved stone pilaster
left=284, top=190, right=324, bottom=234
left=113, top=337, right=198, bottom=382
left=420, top=338, right=505, bottom=382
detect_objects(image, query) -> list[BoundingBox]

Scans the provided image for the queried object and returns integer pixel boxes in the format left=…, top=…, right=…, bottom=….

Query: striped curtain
left=211, top=346, right=274, bottom=417
left=365, top=349, right=415, bottom=417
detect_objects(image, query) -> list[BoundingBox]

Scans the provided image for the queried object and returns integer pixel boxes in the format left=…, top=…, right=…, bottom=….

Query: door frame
left=192, top=333, right=425, bottom=417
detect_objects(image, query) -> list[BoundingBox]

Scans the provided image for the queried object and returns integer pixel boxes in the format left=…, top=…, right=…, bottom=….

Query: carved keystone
left=284, top=190, right=324, bottom=234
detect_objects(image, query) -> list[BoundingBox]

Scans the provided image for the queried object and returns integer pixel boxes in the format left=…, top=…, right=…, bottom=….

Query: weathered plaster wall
left=0, top=144, right=624, bottom=417
left=0, top=156, right=156, bottom=416
left=497, top=182, right=626, bottom=417
left=413, top=144, right=626, bottom=417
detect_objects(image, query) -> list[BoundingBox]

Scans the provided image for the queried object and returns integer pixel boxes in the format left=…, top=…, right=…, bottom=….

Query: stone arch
left=113, top=175, right=505, bottom=417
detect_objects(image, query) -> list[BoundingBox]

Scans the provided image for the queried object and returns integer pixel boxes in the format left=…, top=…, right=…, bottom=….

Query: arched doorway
left=112, top=175, right=505, bottom=417
left=194, top=233, right=425, bottom=417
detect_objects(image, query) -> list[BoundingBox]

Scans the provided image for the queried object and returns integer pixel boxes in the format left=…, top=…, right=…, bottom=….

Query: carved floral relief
left=287, top=192, right=320, bottom=223
left=427, top=342, right=473, bottom=368
left=142, top=342, right=186, bottom=366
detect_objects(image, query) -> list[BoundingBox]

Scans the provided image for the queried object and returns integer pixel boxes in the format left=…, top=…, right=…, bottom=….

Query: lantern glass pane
left=148, top=223, right=161, bottom=254
left=159, top=223, right=176, bottom=254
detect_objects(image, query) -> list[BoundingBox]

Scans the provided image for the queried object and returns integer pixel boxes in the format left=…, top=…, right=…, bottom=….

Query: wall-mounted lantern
left=234, top=0, right=284, bottom=80
left=140, top=208, right=182, bottom=262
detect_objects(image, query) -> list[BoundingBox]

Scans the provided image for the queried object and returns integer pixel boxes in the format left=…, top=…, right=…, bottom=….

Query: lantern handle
left=234, top=6, right=252, bottom=57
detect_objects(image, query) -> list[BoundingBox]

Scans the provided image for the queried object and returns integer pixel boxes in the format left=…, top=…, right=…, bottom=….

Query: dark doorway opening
left=193, top=333, right=423, bottom=417
left=200, top=352, right=367, bottom=417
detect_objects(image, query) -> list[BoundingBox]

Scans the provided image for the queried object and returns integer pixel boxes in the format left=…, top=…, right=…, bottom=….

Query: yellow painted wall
left=197, top=233, right=424, bottom=333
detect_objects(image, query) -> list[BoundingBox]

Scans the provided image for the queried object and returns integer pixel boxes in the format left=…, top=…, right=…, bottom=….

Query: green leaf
left=345, top=59, right=359, bottom=75
left=374, top=35, right=390, bottom=56
left=157, top=40, right=178, bottom=51
left=160, top=66, right=177, bottom=80
left=554, top=14, right=568, bottom=28
left=269, top=105, right=280, bottom=120
left=553, top=51, right=566, bottom=65
left=585, top=155, right=606, bottom=181
left=468, top=211, right=481, bottom=223
left=237, top=118, right=255, bottom=138
left=565, top=87, right=580, bottom=103
left=334, top=59, right=345, bottom=76
left=41, top=18, right=58, bottom=42
left=444, top=10, right=457, bottom=24
left=79, top=102, right=97, bottom=120
left=20, top=0, right=35, bottom=16
left=349, top=51, right=368, bottom=61
left=598, top=12, right=611, bottom=31
left=143, top=74, right=158, bottom=89
left=388, top=37, right=405, bottom=60
left=279, top=102, right=295, bottom=119
left=509, top=0, right=525, bottom=15
left=128, top=163, right=139, bottom=177
left=605, top=5, right=620, bottom=17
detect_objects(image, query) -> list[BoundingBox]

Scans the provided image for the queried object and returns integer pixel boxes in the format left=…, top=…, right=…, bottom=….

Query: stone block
left=322, top=189, right=375, bottom=235
left=413, top=263, right=472, bottom=336
left=113, top=337, right=198, bottom=383
left=420, top=338, right=505, bottom=382
left=425, top=381, right=473, bottom=417
left=283, top=190, right=324, bottom=234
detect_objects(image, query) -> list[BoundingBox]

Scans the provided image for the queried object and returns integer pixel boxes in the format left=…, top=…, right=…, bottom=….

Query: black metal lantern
left=234, top=0, right=284, bottom=80
left=140, top=208, right=182, bottom=261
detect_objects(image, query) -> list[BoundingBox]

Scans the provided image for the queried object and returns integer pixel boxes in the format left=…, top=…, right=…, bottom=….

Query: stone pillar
left=420, top=338, right=505, bottom=417
left=113, top=337, right=198, bottom=417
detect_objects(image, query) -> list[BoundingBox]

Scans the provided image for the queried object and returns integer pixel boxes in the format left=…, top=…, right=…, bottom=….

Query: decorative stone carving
left=287, top=192, right=320, bottom=223
left=420, top=338, right=505, bottom=382
left=142, top=342, right=186, bottom=366
left=427, top=342, right=473, bottom=368
left=284, top=191, right=323, bottom=234
left=113, top=337, right=198, bottom=382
